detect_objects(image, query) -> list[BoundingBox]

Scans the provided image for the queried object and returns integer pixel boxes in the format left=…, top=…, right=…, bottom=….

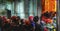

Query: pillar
left=33, top=0, right=37, bottom=16
left=14, top=0, right=18, bottom=16
left=11, top=2, right=14, bottom=16
left=24, top=0, right=30, bottom=18
left=57, top=0, right=60, bottom=31
left=29, top=0, right=33, bottom=16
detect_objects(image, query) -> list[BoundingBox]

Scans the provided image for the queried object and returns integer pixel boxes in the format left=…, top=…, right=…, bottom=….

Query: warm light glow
left=55, top=1, right=57, bottom=12
left=42, top=0, right=57, bottom=13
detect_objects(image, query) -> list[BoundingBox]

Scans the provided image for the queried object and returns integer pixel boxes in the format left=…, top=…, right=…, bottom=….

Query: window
left=17, top=1, right=25, bottom=19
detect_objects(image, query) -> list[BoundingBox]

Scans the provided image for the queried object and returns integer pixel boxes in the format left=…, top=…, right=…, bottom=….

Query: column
left=16, top=0, right=25, bottom=19
left=14, top=0, right=17, bottom=16
left=33, top=0, right=37, bottom=16
left=29, top=0, right=33, bottom=16
left=11, top=2, right=14, bottom=16
left=57, top=0, right=60, bottom=31
left=24, top=0, right=29, bottom=18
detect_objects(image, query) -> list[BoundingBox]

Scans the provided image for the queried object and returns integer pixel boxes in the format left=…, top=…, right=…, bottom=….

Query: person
left=11, top=16, right=21, bottom=31
left=40, top=16, right=46, bottom=31
left=16, top=16, right=21, bottom=31
left=33, top=16, right=42, bottom=31
left=0, top=16, right=3, bottom=31
left=16, top=16, right=21, bottom=26
left=11, top=16, right=18, bottom=31
left=19, top=19, right=24, bottom=31
left=3, top=19, right=11, bottom=31
left=43, top=11, right=52, bottom=18
left=23, top=19, right=33, bottom=31
left=29, top=16, right=35, bottom=31
left=2, top=16, right=7, bottom=31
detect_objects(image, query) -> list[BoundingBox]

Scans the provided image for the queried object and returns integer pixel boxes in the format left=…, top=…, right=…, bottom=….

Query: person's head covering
left=11, top=16, right=16, bottom=20
left=11, top=16, right=17, bottom=23
left=2, top=16, right=7, bottom=23
left=43, top=11, right=52, bottom=18
left=2, top=16, right=6, bottom=21
left=29, top=16, right=34, bottom=21
left=33, top=16, right=39, bottom=22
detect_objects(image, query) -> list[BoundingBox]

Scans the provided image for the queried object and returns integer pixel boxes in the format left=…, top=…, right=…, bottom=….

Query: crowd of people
left=0, top=11, right=56, bottom=31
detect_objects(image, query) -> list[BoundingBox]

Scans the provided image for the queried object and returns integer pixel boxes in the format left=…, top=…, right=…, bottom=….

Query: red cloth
left=11, top=16, right=16, bottom=20
left=42, top=16, right=53, bottom=23
left=29, top=16, right=34, bottom=21
left=2, top=16, right=7, bottom=22
left=45, top=19, right=53, bottom=23
left=44, top=27, right=48, bottom=31
left=42, top=16, right=45, bottom=21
